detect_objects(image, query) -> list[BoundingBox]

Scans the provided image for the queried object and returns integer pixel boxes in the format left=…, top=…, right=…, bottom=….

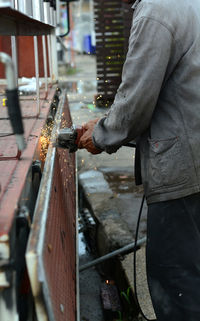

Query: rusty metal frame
left=36, top=147, right=57, bottom=321
left=26, top=93, right=64, bottom=321
left=26, top=89, right=77, bottom=321
left=76, top=153, right=80, bottom=321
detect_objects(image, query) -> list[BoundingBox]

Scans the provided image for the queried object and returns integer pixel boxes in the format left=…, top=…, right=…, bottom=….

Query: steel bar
left=47, top=34, right=52, bottom=82
left=50, top=29, right=58, bottom=81
left=44, top=0, right=50, bottom=24
left=42, top=35, right=48, bottom=93
left=56, top=0, right=60, bottom=26
left=79, top=236, right=146, bottom=272
left=34, top=36, right=40, bottom=115
left=11, top=36, right=18, bottom=85
left=57, top=36, right=68, bottom=51
left=18, top=0, right=33, bottom=16
left=76, top=156, right=80, bottom=321
left=32, top=0, right=44, bottom=22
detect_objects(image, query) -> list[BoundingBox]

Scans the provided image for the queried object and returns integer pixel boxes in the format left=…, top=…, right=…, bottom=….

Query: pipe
left=79, top=236, right=146, bottom=272
left=47, top=35, right=53, bottom=81
left=42, top=35, right=48, bottom=94
left=57, top=35, right=68, bottom=51
left=0, top=52, right=16, bottom=90
left=11, top=36, right=18, bottom=86
left=59, top=2, right=70, bottom=37
left=0, top=52, right=26, bottom=152
left=56, top=0, right=61, bottom=26
left=44, top=0, right=51, bottom=25
left=34, top=36, right=40, bottom=116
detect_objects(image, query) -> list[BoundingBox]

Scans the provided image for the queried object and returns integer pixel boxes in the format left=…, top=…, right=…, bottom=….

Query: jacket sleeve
left=92, top=12, right=174, bottom=153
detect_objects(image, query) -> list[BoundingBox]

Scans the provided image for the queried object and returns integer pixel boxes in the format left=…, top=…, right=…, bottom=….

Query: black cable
left=133, top=194, right=156, bottom=321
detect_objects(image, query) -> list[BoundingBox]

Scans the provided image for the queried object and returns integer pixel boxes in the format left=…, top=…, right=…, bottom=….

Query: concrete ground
left=59, top=53, right=155, bottom=321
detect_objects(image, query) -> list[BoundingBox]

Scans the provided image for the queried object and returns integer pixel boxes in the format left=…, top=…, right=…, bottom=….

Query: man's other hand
left=78, top=118, right=102, bottom=154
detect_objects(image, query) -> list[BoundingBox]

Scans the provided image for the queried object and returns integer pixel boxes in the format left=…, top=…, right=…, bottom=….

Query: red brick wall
left=0, top=35, right=50, bottom=78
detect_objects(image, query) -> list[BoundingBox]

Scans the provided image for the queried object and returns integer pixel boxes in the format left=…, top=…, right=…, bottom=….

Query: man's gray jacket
left=92, top=0, right=200, bottom=204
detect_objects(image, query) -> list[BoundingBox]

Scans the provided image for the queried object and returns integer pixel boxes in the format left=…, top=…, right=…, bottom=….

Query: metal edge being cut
left=26, top=90, right=67, bottom=321
left=76, top=153, right=80, bottom=321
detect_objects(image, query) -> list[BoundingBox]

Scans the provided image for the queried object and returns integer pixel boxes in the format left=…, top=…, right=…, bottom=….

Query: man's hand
left=78, top=118, right=102, bottom=154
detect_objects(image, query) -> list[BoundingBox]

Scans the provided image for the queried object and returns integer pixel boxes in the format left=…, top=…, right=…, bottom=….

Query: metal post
left=14, top=0, right=18, bottom=9
left=50, top=29, right=58, bottom=81
left=44, top=0, right=50, bottom=25
left=42, top=35, right=48, bottom=94
left=76, top=156, right=80, bottom=321
left=47, top=34, right=53, bottom=83
left=49, top=3, right=53, bottom=25
left=56, top=0, right=60, bottom=26
left=32, top=0, right=44, bottom=22
left=34, top=36, right=40, bottom=115
left=18, top=0, right=32, bottom=16
left=11, top=36, right=18, bottom=86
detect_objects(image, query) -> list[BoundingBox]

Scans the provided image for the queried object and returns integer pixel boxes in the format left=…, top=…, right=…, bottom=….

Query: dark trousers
left=146, top=192, right=200, bottom=321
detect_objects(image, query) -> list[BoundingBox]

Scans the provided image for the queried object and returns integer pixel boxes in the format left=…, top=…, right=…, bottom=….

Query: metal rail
left=79, top=236, right=146, bottom=272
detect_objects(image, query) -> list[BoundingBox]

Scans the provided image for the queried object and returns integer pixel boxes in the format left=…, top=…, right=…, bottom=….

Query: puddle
left=101, top=170, right=147, bottom=238
left=104, top=172, right=143, bottom=195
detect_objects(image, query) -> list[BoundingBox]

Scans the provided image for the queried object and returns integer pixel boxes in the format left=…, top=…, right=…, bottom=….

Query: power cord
left=133, top=194, right=156, bottom=321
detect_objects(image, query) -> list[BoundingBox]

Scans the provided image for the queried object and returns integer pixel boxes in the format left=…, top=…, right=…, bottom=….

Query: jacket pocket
left=148, top=136, right=189, bottom=190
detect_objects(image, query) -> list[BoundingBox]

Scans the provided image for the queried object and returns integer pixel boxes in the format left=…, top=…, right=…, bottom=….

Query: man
left=78, top=0, right=200, bottom=320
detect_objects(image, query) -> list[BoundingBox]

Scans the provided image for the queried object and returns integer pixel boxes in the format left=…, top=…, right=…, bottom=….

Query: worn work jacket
left=92, top=0, right=200, bottom=204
